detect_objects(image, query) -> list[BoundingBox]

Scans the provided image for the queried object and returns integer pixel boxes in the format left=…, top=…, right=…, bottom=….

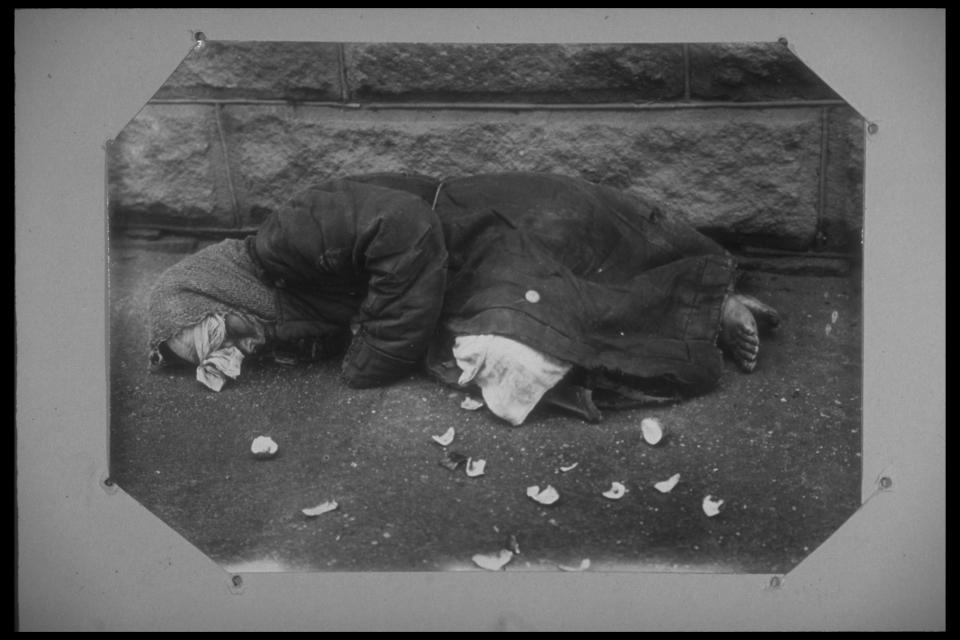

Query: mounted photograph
left=106, top=38, right=864, bottom=574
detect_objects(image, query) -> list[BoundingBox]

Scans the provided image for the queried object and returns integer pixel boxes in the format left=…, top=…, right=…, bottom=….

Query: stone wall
left=107, top=41, right=864, bottom=252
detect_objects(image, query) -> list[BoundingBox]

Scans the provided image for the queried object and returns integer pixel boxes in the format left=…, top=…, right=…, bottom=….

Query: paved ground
left=108, top=236, right=862, bottom=575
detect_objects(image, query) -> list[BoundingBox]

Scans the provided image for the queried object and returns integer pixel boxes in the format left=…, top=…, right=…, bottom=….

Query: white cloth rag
left=167, top=314, right=245, bottom=392
left=197, top=345, right=244, bottom=392
left=453, top=334, right=571, bottom=426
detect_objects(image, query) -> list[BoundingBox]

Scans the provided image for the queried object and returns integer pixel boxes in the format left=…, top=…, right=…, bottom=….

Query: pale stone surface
left=344, top=43, right=685, bottom=103
left=108, top=41, right=864, bottom=248
left=218, top=105, right=823, bottom=245
left=155, top=41, right=343, bottom=101
left=107, top=104, right=235, bottom=228
left=820, top=106, right=865, bottom=251
left=688, top=42, right=841, bottom=102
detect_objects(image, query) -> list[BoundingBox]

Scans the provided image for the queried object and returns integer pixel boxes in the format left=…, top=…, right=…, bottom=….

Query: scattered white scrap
left=472, top=549, right=514, bottom=571
left=302, top=500, right=339, bottom=517
left=524, top=289, right=541, bottom=303
left=654, top=473, right=681, bottom=493
left=432, top=427, right=456, bottom=446
left=702, top=495, right=724, bottom=517
left=559, top=462, right=579, bottom=473
left=526, top=485, right=560, bottom=505
left=250, top=435, right=278, bottom=458
left=557, top=558, right=591, bottom=572
left=465, top=458, right=487, bottom=477
left=602, top=482, right=627, bottom=500
left=460, top=396, right=484, bottom=411
left=641, top=417, right=664, bottom=445
left=830, top=310, right=839, bottom=324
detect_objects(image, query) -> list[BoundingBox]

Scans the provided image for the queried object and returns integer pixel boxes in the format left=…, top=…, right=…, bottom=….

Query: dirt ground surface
left=108, top=237, right=862, bottom=575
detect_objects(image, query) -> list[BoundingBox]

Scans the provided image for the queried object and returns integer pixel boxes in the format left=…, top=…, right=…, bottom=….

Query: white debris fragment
left=524, top=289, right=541, bottom=304
left=825, top=323, right=833, bottom=336
left=460, top=396, right=484, bottom=411
left=654, top=473, right=681, bottom=493
left=432, top=427, right=456, bottom=446
left=602, top=482, right=627, bottom=500
left=641, top=417, right=664, bottom=445
left=526, top=485, right=560, bottom=505
left=250, top=435, right=278, bottom=458
left=472, top=549, right=514, bottom=571
left=302, top=500, right=339, bottom=517
left=702, top=495, right=724, bottom=517
left=830, top=310, right=839, bottom=324
left=559, top=462, right=579, bottom=473
left=557, top=558, right=591, bottom=572
left=465, top=458, right=487, bottom=477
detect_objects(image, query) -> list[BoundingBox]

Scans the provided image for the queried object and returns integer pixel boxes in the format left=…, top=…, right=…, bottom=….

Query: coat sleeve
left=340, top=197, right=448, bottom=388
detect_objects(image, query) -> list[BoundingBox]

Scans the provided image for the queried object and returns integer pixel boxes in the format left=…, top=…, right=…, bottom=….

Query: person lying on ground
left=147, top=175, right=447, bottom=390
left=145, top=172, right=779, bottom=425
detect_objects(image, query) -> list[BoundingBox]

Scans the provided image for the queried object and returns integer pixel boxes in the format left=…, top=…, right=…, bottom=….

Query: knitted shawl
left=147, top=238, right=278, bottom=360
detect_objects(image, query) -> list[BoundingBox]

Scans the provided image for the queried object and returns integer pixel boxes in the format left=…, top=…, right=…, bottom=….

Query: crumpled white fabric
left=167, top=314, right=245, bottom=392
left=196, top=345, right=244, bottom=391
left=453, top=335, right=571, bottom=426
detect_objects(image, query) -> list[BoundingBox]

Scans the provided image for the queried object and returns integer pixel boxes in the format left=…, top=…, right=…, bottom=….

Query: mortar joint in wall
left=815, top=105, right=830, bottom=250
left=337, top=43, right=350, bottom=103
left=213, top=103, right=242, bottom=228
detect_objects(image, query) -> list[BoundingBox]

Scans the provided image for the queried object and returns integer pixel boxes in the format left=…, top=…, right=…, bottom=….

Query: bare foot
left=720, top=295, right=760, bottom=372
left=731, top=293, right=780, bottom=331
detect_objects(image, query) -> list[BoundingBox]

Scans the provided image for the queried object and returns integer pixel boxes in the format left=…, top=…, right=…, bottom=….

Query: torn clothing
left=145, top=172, right=738, bottom=418
left=425, top=172, right=737, bottom=400
left=252, top=171, right=736, bottom=404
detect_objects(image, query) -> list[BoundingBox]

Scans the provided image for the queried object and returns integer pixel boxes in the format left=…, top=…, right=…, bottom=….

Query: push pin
left=100, top=472, right=118, bottom=495
left=879, top=476, right=893, bottom=490
left=229, top=574, right=244, bottom=593
left=867, top=122, right=879, bottom=135
left=194, top=31, right=207, bottom=49
left=769, top=575, right=782, bottom=588
left=777, top=37, right=788, bottom=46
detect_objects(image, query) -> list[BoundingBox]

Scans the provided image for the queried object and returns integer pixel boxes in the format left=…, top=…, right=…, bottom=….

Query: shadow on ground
left=108, top=237, right=862, bottom=575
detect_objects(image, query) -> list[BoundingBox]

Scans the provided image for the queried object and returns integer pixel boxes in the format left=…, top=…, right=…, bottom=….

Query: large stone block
left=689, top=42, right=841, bottom=102
left=221, top=105, right=823, bottom=246
left=820, top=106, right=865, bottom=252
left=154, top=41, right=342, bottom=101
left=343, top=43, right=685, bottom=103
left=107, top=104, right=235, bottom=228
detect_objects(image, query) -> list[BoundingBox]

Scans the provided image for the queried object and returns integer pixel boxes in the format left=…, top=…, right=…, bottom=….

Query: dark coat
left=251, top=176, right=447, bottom=388
left=252, top=172, right=736, bottom=399
left=427, top=172, right=737, bottom=399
